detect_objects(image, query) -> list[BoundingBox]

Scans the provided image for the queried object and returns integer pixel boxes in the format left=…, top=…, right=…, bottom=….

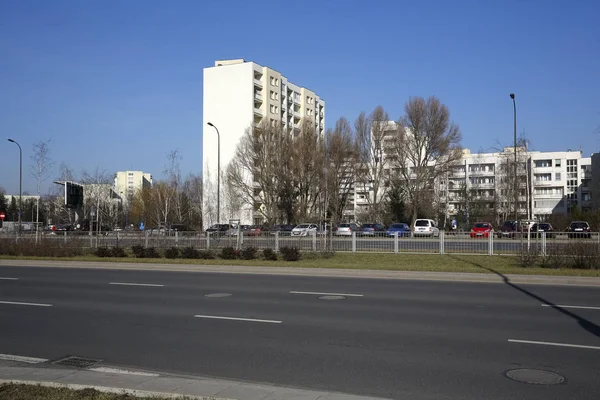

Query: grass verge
left=0, top=383, right=198, bottom=400
left=1, top=253, right=599, bottom=277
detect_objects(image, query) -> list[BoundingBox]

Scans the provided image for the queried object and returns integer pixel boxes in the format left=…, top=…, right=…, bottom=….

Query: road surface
left=1, top=264, right=599, bottom=399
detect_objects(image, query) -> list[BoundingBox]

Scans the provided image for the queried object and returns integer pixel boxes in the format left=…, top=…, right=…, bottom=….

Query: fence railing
left=1, top=230, right=599, bottom=256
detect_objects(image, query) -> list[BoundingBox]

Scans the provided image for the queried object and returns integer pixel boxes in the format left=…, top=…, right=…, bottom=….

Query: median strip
left=508, top=339, right=600, bottom=350
left=194, top=314, right=282, bottom=324
left=0, top=277, right=19, bottom=280
left=290, top=290, right=364, bottom=297
left=541, top=304, right=600, bottom=311
left=109, top=282, right=164, bottom=287
left=0, top=300, right=53, bottom=307
left=88, top=367, right=159, bottom=377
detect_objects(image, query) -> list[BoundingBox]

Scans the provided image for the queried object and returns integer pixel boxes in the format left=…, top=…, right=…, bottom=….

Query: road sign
left=0, top=212, right=5, bottom=220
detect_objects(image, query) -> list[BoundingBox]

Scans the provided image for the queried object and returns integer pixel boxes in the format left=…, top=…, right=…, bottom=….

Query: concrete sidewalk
left=2, top=259, right=600, bottom=286
left=0, top=358, right=382, bottom=400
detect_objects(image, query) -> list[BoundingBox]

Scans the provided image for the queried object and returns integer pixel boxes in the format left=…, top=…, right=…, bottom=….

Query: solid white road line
left=0, top=300, right=53, bottom=307
left=194, top=314, right=282, bottom=324
left=508, top=339, right=600, bottom=350
left=289, top=290, right=364, bottom=297
left=541, top=304, right=600, bottom=311
left=0, top=354, right=49, bottom=364
left=88, top=367, right=159, bottom=377
left=109, top=282, right=164, bottom=287
left=0, top=277, right=19, bottom=280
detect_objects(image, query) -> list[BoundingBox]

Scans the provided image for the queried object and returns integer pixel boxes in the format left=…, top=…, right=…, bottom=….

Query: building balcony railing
left=533, top=180, right=556, bottom=186
left=469, top=183, right=495, bottom=189
left=467, top=170, right=495, bottom=176
left=254, top=92, right=263, bottom=101
left=253, top=78, right=263, bottom=88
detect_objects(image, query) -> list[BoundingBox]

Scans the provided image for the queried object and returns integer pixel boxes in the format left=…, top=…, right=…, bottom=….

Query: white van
left=413, top=219, right=440, bottom=237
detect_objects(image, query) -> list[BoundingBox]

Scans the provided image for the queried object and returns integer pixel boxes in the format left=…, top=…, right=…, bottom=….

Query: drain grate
left=52, top=356, right=103, bottom=368
left=505, top=368, right=565, bottom=385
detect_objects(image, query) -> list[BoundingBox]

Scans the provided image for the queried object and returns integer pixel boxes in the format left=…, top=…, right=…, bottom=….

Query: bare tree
left=30, top=140, right=54, bottom=240
left=325, top=117, right=357, bottom=224
left=391, top=96, right=463, bottom=223
left=182, top=174, right=203, bottom=229
left=354, top=106, right=392, bottom=222
left=81, top=168, right=115, bottom=232
left=164, top=150, right=185, bottom=224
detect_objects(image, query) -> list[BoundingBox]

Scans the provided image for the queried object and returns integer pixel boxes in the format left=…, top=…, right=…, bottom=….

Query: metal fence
left=1, top=230, right=599, bottom=256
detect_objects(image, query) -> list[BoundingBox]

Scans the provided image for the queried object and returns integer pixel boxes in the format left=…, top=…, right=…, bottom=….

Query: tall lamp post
left=207, top=122, right=221, bottom=224
left=7, top=138, right=22, bottom=236
left=509, top=94, right=517, bottom=222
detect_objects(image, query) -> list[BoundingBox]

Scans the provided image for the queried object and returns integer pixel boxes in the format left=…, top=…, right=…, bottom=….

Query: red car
left=470, top=222, right=493, bottom=238
left=247, top=225, right=263, bottom=236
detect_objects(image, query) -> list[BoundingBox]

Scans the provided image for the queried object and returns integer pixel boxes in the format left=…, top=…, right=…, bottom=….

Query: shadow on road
left=449, top=255, right=600, bottom=340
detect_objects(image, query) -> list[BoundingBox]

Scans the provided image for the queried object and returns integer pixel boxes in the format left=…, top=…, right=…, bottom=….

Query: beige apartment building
left=114, top=171, right=153, bottom=202
left=203, top=59, right=325, bottom=226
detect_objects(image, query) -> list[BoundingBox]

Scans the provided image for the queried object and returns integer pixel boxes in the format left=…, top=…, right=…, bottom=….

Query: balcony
left=254, top=91, right=263, bottom=101
left=253, top=78, right=263, bottom=88
left=468, top=169, right=495, bottom=176
left=470, top=182, right=495, bottom=189
left=533, top=180, right=555, bottom=186
left=253, top=107, right=263, bottom=117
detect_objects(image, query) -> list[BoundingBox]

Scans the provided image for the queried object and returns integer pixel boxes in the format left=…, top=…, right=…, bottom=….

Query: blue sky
left=1, top=0, right=599, bottom=195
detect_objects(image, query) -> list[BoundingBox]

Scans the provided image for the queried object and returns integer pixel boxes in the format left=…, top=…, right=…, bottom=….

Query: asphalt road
left=1, top=265, right=600, bottom=399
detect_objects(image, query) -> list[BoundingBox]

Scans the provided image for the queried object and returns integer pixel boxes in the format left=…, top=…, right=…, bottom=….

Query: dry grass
left=0, top=383, right=199, bottom=399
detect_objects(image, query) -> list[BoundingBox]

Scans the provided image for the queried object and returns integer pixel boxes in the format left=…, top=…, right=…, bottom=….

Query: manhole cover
left=318, top=295, right=346, bottom=300
left=52, top=356, right=102, bottom=368
left=505, top=369, right=565, bottom=385
left=205, top=293, right=232, bottom=298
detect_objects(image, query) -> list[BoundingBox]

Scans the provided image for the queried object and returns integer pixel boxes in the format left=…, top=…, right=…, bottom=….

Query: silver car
left=291, top=223, right=318, bottom=237
left=335, top=223, right=359, bottom=236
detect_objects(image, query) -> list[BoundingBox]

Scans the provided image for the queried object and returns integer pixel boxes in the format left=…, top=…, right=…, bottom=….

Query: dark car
left=270, top=224, right=295, bottom=236
left=205, top=223, right=231, bottom=236
left=359, top=223, right=386, bottom=236
left=498, top=220, right=517, bottom=238
left=567, top=221, right=592, bottom=239
left=530, top=222, right=554, bottom=238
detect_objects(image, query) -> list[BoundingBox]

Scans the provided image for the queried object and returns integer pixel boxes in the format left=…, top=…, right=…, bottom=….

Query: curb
left=0, top=379, right=228, bottom=399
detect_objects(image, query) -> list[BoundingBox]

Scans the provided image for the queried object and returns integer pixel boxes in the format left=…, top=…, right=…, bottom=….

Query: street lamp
left=7, top=138, right=22, bottom=236
left=509, top=94, right=517, bottom=222
left=207, top=122, right=221, bottom=224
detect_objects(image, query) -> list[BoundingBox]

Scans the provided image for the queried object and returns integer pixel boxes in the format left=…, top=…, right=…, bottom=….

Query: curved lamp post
left=510, top=93, right=517, bottom=222
left=7, top=138, right=22, bottom=236
left=207, top=122, right=221, bottom=224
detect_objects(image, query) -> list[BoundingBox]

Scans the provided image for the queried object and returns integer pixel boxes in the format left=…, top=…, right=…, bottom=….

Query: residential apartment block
left=343, top=121, right=594, bottom=223
left=203, top=59, right=325, bottom=226
left=114, top=171, right=153, bottom=202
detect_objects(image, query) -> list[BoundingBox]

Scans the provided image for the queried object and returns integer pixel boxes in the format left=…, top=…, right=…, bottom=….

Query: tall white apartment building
left=114, top=171, right=153, bottom=202
left=203, top=59, right=325, bottom=227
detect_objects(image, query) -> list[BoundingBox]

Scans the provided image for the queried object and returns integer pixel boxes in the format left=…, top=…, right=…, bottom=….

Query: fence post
left=312, top=230, right=316, bottom=252
left=89, top=232, right=93, bottom=248
left=488, top=231, right=493, bottom=256
left=352, top=232, right=356, bottom=253
left=206, top=231, right=210, bottom=250
left=144, top=231, right=149, bottom=248
left=275, top=231, right=279, bottom=252
left=64, top=231, right=67, bottom=245
left=439, top=231, right=444, bottom=255
left=175, top=231, right=179, bottom=248
left=394, top=232, right=398, bottom=254
left=541, top=231, right=546, bottom=257
left=116, top=230, right=120, bottom=248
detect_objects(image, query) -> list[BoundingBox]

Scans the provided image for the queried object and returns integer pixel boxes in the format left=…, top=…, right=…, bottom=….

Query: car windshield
left=296, top=224, right=310, bottom=229
left=390, top=224, right=405, bottom=229
left=474, top=223, right=489, bottom=228
left=415, top=220, right=430, bottom=227
left=539, top=224, right=551, bottom=229
left=338, top=224, right=351, bottom=228
left=570, top=222, right=588, bottom=229
left=362, top=224, right=375, bottom=228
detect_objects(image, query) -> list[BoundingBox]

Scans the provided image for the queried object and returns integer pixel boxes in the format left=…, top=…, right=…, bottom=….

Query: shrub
left=111, top=247, right=127, bottom=258
left=180, top=246, right=199, bottom=259
left=131, top=245, right=145, bottom=258
left=144, top=247, right=160, bottom=258
left=240, top=246, right=257, bottom=260
left=198, top=250, right=215, bottom=259
left=567, top=242, right=599, bottom=270
left=262, top=248, right=278, bottom=261
left=280, top=246, right=301, bottom=261
left=95, top=247, right=111, bottom=258
left=517, top=247, right=539, bottom=268
left=164, top=247, right=180, bottom=259
left=219, top=247, right=238, bottom=260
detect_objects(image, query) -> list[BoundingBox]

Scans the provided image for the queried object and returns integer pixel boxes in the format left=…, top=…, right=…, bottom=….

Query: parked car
left=269, top=224, right=295, bottom=236
left=386, top=223, right=411, bottom=237
left=205, top=224, right=231, bottom=236
left=335, top=223, right=360, bottom=236
left=567, top=221, right=592, bottom=239
left=530, top=222, right=554, bottom=238
left=291, top=223, right=318, bottom=237
left=470, top=222, right=493, bottom=238
left=359, top=223, right=386, bottom=236
left=498, top=220, right=528, bottom=238
left=247, top=225, right=264, bottom=236
left=413, top=219, right=440, bottom=237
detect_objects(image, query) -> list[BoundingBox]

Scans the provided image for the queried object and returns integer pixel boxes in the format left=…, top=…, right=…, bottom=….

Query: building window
left=535, top=160, right=551, bottom=168
left=555, top=172, right=561, bottom=181
left=555, top=159, right=561, bottom=167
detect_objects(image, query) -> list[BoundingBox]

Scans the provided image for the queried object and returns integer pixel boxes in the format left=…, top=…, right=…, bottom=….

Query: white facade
left=114, top=171, right=153, bottom=202
left=203, top=59, right=325, bottom=227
